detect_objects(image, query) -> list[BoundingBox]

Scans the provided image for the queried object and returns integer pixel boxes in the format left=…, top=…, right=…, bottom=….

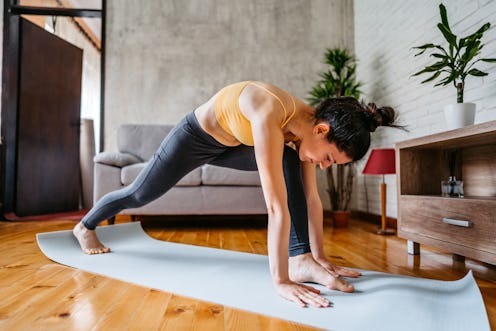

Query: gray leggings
left=82, top=112, right=311, bottom=257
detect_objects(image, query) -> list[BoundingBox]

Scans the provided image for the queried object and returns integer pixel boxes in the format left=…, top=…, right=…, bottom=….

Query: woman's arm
left=301, top=162, right=326, bottom=260
left=240, top=87, right=329, bottom=307
left=301, top=162, right=362, bottom=278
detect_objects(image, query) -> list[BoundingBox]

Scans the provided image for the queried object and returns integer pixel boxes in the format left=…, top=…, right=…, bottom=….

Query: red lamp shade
left=363, top=148, right=396, bottom=175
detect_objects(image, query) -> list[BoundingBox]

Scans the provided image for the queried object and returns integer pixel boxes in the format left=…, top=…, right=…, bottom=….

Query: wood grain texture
left=397, top=121, right=496, bottom=267
left=399, top=196, right=496, bottom=264
left=396, top=120, right=496, bottom=150
left=0, top=216, right=494, bottom=330
left=462, top=144, right=496, bottom=197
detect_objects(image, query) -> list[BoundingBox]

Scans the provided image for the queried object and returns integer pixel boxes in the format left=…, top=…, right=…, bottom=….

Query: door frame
left=0, top=0, right=106, bottom=215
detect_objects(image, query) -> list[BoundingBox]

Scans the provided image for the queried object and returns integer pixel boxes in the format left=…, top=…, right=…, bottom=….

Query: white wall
left=353, top=0, right=496, bottom=218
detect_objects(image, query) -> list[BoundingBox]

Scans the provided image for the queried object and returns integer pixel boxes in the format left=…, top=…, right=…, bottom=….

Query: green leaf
left=439, top=4, right=451, bottom=32
left=413, top=43, right=436, bottom=50
left=462, top=41, right=481, bottom=63
left=421, top=71, right=441, bottom=84
left=434, top=45, right=449, bottom=56
left=430, top=53, right=447, bottom=59
left=473, top=22, right=491, bottom=37
left=413, top=43, right=436, bottom=56
left=434, top=70, right=457, bottom=87
left=438, top=23, right=457, bottom=46
left=468, top=68, right=488, bottom=77
left=462, top=23, right=491, bottom=43
left=308, top=47, right=362, bottom=102
left=412, top=68, right=433, bottom=76
left=481, top=58, right=496, bottom=63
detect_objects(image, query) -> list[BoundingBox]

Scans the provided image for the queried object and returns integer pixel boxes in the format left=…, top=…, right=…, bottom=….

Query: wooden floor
left=0, top=215, right=494, bottom=331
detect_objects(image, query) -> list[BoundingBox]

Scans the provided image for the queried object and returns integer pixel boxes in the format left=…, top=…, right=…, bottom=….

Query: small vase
left=443, top=103, right=476, bottom=130
left=331, top=210, right=351, bottom=228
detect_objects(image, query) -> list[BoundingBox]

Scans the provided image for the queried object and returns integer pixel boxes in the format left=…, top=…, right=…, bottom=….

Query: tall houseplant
left=308, top=48, right=362, bottom=227
left=413, top=3, right=496, bottom=130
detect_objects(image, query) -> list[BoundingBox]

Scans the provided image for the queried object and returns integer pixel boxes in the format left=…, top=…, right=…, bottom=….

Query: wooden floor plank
left=1, top=270, right=93, bottom=330
left=0, top=266, right=69, bottom=320
left=0, top=217, right=494, bottom=330
left=191, top=301, right=224, bottom=331
left=225, top=307, right=261, bottom=331
left=160, top=295, right=198, bottom=330
left=127, top=289, right=172, bottom=330
left=92, top=284, right=152, bottom=330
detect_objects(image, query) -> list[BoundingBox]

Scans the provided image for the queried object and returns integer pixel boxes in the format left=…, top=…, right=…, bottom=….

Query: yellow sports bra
left=214, top=81, right=296, bottom=146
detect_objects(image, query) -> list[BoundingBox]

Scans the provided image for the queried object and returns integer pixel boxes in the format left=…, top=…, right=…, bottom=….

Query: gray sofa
left=93, top=124, right=267, bottom=218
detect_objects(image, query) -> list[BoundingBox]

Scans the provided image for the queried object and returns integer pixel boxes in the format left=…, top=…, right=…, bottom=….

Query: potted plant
left=412, top=3, right=496, bottom=130
left=308, top=48, right=362, bottom=227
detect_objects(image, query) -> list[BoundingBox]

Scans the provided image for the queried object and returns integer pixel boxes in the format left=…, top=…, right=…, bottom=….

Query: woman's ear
left=313, top=123, right=330, bottom=136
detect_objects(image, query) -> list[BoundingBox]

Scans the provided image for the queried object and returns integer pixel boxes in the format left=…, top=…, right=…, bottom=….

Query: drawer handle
left=442, top=217, right=473, bottom=228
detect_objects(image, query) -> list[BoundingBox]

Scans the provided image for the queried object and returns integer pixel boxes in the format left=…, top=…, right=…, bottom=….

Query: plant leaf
left=412, top=43, right=436, bottom=56
left=434, top=70, right=457, bottom=86
left=438, top=23, right=457, bottom=46
left=413, top=43, right=436, bottom=50
left=472, top=22, right=491, bottom=38
left=421, top=71, right=441, bottom=84
left=412, top=67, right=435, bottom=76
left=461, top=40, right=481, bottom=63
left=481, top=58, right=496, bottom=63
left=430, top=53, right=448, bottom=59
left=439, top=4, right=451, bottom=32
left=468, top=68, right=488, bottom=77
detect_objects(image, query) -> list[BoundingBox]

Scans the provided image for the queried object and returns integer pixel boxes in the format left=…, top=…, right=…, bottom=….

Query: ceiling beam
left=10, top=5, right=101, bottom=18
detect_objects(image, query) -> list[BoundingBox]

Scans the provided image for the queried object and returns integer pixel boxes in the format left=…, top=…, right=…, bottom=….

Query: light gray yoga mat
left=37, top=222, right=489, bottom=331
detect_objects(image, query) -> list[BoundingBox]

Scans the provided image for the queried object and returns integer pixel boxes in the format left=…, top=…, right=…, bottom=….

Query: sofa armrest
left=93, top=163, right=123, bottom=203
left=94, top=151, right=142, bottom=167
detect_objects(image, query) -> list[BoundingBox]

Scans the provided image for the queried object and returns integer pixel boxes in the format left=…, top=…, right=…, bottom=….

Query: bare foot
left=73, top=222, right=111, bottom=254
left=289, top=253, right=354, bottom=292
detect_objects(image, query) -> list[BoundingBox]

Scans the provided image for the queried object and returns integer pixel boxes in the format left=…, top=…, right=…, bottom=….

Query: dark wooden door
left=16, top=19, right=83, bottom=216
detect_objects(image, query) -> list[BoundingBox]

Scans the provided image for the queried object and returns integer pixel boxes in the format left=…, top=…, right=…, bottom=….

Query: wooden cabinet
left=396, top=121, right=496, bottom=265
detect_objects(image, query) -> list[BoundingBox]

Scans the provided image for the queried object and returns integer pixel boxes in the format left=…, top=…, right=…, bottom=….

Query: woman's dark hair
left=314, top=96, right=403, bottom=161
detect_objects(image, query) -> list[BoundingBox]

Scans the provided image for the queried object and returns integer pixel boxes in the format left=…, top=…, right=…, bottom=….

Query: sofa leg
left=108, top=216, right=115, bottom=225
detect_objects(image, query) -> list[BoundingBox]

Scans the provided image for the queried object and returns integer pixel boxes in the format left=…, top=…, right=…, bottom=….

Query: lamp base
left=376, top=227, right=396, bottom=235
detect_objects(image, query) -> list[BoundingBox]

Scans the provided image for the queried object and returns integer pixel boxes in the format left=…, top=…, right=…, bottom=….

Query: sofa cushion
left=94, top=151, right=142, bottom=167
left=201, top=164, right=261, bottom=186
left=121, top=163, right=202, bottom=187
left=118, top=124, right=174, bottom=161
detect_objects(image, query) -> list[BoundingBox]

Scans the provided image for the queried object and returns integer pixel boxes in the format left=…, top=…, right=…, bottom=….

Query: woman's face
left=298, top=123, right=352, bottom=169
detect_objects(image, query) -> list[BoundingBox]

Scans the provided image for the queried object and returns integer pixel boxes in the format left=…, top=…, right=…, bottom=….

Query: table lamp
left=363, top=148, right=396, bottom=235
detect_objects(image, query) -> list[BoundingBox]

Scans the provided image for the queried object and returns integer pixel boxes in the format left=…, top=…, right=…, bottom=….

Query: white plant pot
left=443, top=102, right=476, bottom=130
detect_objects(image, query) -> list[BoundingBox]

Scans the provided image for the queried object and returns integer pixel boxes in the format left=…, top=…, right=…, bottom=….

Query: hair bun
left=364, top=103, right=396, bottom=132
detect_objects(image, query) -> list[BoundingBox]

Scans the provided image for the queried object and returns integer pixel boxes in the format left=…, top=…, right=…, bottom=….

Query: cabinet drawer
left=399, top=196, right=496, bottom=253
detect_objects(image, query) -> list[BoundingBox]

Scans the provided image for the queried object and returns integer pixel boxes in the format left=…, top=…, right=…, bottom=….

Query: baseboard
left=3, top=209, right=88, bottom=222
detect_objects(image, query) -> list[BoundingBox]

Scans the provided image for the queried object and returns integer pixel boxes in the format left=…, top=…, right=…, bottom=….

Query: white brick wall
left=353, top=0, right=496, bottom=218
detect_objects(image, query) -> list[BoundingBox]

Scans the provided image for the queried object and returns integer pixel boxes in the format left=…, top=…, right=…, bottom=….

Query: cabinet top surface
left=396, top=120, right=496, bottom=149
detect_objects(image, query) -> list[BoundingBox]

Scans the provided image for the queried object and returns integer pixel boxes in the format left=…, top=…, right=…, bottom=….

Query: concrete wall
left=353, top=0, right=496, bottom=218
left=105, top=0, right=355, bottom=210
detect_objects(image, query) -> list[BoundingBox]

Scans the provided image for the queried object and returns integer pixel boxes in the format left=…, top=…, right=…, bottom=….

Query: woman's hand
left=274, top=280, right=330, bottom=308
left=316, top=258, right=362, bottom=278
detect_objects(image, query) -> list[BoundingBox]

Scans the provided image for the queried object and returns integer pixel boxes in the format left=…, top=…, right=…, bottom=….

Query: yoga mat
left=37, top=222, right=490, bottom=331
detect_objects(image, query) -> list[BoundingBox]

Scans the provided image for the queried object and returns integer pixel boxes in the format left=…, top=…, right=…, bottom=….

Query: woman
left=73, top=81, right=399, bottom=308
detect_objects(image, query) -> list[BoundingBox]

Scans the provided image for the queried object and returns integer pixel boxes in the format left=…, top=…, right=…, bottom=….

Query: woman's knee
left=120, top=189, right=155, bottom=208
